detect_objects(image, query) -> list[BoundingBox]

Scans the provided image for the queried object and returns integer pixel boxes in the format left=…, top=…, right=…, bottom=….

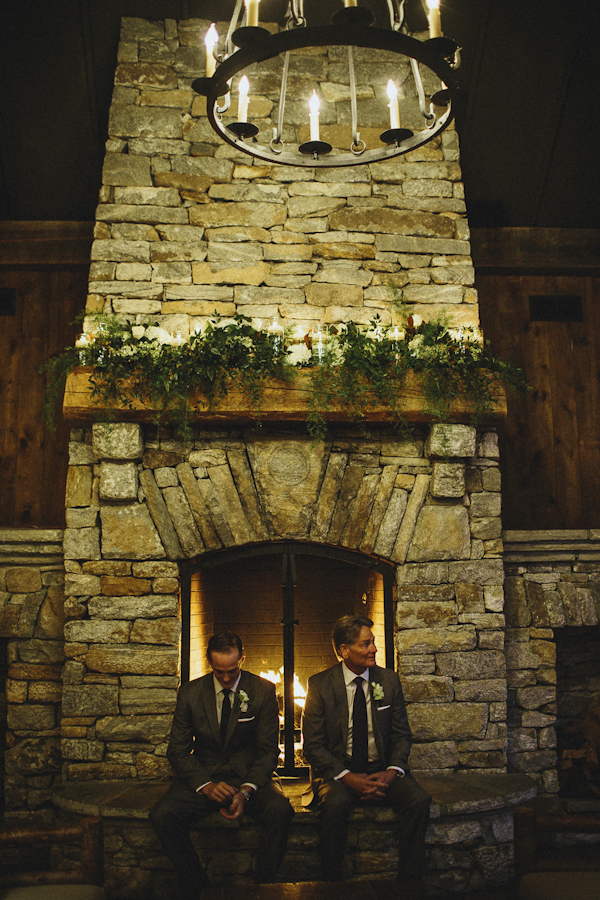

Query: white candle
left=269, top=317, right=284, bottom=351
left=204, top=24, right=218, bottom=77
left=237, top=75, right=250, bottom=123
left=386, top=80, right=400, bottom=130
left=245, top=0, right=260, bottom=28
left=426, top=0, right=443, bottom=38
left=309, top=91, right=321, bottom=142
left=316, top=327, right=323, bottom=363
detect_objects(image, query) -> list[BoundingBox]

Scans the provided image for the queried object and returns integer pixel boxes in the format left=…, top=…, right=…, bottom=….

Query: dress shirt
left=196, top=672, right=257, bottom=793
left=333, top=663, right=404, bottom=780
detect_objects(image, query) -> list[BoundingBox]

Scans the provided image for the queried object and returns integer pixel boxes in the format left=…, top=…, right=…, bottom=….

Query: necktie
left=220, top=688, right=231, bottom=743
left=351, top=676, right=368, bottom=773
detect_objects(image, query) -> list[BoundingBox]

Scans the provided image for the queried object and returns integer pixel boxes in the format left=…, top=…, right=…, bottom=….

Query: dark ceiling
left=1, top=0, right=598, bottom=228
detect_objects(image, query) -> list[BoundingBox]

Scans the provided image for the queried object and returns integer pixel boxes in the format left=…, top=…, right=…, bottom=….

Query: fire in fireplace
left=180, top=542, right=394, bottom=773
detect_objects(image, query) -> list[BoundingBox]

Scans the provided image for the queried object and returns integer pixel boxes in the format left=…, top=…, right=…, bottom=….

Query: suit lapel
left=200, top=673, right=220, bottom=745
left=331, top=663, right=349, bottom=747
left=368, top=666, right=386, bottom=760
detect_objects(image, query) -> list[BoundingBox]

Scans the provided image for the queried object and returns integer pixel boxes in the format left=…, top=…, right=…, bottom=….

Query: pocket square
left=376, top=705, right=391, bottom=711
left=238, top=716, right=255, bottom=722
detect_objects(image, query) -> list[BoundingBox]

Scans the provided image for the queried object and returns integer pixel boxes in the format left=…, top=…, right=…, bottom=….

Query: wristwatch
left=239, top=788, right=252, bottom=801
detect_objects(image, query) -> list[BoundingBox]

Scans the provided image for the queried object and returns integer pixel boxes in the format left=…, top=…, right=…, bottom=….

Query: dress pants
left=149, top=778, right=293, bottom=900
left=315, top=772, right=431, bottom=882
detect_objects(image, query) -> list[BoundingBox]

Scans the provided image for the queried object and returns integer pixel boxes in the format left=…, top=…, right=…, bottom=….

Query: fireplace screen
left=180, top=542, right=394, bottom=773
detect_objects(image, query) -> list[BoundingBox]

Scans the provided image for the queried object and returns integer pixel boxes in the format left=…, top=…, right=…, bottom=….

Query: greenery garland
left=42, top=309, right=527, bottom=441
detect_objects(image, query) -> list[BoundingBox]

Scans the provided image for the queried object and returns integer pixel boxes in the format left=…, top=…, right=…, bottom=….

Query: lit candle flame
left=204, top=24, right=219, bottom=77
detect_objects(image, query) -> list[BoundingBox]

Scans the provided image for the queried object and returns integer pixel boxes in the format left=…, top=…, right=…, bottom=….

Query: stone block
left=437, top=651, right=505, bottom=679
left=64, top=619, right=131, bottom=644
left=401, top=675, right=454, bottom=703
left=120, top=688, right=178, bottom=714
left=130, top=617, right=181, bottom=645
left=478, top=432, right=500, bottom=458
left=5, top=568, right=42, bottom=593
left=448, top=559, right=504, bottom=585
left=89, top=595, right=178, bottom=619
left=86, top=645, right=178, bottom=675
left=68, top=442, right=98, bottom=465
left=455, top=584, right=485, bottom=614
left=7, top=705, right=56, bottom=731
left=407, top=505, right=471, bottom=562
left=305, top=282, right=364, bottom=307
left=409, top=741, right=458, bottom=770
left=408, top=703, right=488, bottom=741
left=470, top=493, right=502, bottom=517
left=453, top=680, right=507, bottom=702
left=397, top=626, right=477, bottom=655
left=64, top=574, right=101, bottom=596
left=515, top=685, right=556, bottom=709
left=61, top=739, right=105, bottom=761
left=426, top=425, right=476, bottom=459
left=63, top=527, right=101, bottom=560
left=99, top=462, right=138, bottom=501
left=505, top=640, right=556, bottom=670
left=109, top=103, right=181, bottom=137
left=66, top=466, right=93, bottom=507
left=102, top=153, right=153, bottom=187
left=100, top=505, right=165, bottom=560
left=4, top=736, right=61, bottom=775
left=93, top=423, right=143, bottom=460
left=62, top=684, right=119, bottom=717
left=470, top=517, right=502, bottom=540
left=95, top=714, right=173, bottom=742
left=431, top=462, right=465, bottom=498
left=190, top=203, right=287, bottom=229
left=396, top=601, right=458, bottom=629
left=100, top=576, right=153, bottom=596
left=65, top=508, right=99, bottom=528
left=329, top=208, right=455, bottom=238
left=508, top=750, right=557, bottom=773
left=425, top=820, right=482, bottom=845
left=91, top=239, right=150, bottom=262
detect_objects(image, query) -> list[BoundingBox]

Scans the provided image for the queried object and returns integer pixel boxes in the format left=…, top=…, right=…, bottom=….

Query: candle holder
left=228, top=122, right=260, bottom=139
left=232, top=26, right=271, bottom=47
left=380, top=127, right=414, bottom=145
left=425, top=36, right=459, bottom=59
left=298, top=140, right=333, bottom=158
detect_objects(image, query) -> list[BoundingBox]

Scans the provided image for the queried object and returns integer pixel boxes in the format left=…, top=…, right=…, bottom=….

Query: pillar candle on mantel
left=237, top=75, right=250, bottom=122
left=204, top=24, right=218, bottom=77
left=245, top=0, right=260, bottom=28
left=386, top=80, right=400, bottom=129
left=427, top=0, right=443, bottom=38
left=309, top=91, right=321, bottom=141
left=343, top=0, right=358, bottom=6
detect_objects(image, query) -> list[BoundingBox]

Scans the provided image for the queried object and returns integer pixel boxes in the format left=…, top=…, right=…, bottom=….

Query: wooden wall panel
left=0, top=264, right=89, bottom=527
left=478, top=273, right=600, bottom=529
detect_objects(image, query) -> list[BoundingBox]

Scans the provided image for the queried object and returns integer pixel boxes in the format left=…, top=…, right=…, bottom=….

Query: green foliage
left=41, top=311, right=527, bottom=440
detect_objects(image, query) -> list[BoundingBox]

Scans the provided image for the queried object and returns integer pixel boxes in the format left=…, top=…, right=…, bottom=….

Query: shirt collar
left=342, top=662, right=370, bottom=686
left=213, top=672, right=242, bottom=696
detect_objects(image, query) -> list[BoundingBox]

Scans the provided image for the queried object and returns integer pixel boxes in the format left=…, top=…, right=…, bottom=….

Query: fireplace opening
left=555, top=625, right=600, bottom=799
left=180, top=542, right=395, bottom=774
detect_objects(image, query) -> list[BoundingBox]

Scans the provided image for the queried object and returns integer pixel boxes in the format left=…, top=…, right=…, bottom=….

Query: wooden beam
left=63, top=367, right=507, bottom=425
left=472, top=227, right=600, bottom=274
left=0, top=221, right=94, bottom=266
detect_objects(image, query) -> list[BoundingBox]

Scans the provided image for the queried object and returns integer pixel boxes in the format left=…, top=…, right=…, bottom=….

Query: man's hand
left=341, top=772, right=386, bottom=799
left=368, top=769, right=397, bottom=797
left=201, top=781, right=237, bottom=805
left=220, top=791, right=246, bottom=820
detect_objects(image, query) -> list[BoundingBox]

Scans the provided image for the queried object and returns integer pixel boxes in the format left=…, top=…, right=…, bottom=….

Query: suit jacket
left=167, top=669, right=280, bottom=792
left=302, top=662, right=412, bottom=783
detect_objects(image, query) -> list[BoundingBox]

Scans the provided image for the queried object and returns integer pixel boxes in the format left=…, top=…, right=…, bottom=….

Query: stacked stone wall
left=0, top=529, right=66, bottom=818
left=85, top=17, right=476, bottom=340
left=53, top=420, right=507, bottom=788
left=502, top=530, right=600, bottom=794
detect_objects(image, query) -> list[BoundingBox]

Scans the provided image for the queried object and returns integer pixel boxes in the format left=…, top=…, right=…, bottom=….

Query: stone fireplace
left=1, top=15, right=535, bottom=896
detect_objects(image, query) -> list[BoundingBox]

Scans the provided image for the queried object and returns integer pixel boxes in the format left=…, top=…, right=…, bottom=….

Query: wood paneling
left=478, top=273, right=600, bottom=529
left=0, top=223, right=92, bottom=527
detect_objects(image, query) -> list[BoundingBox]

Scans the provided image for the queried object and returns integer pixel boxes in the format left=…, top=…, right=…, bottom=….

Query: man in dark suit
left=302, top=615, right=430, bottom=886
left=150, top=632, right=293, bottom=900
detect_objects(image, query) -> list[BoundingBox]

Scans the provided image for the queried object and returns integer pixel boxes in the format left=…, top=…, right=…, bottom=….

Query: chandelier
left=191, top=0, right=460, bottom=168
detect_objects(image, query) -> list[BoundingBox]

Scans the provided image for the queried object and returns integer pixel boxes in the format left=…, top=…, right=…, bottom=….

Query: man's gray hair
left=332, top=615, right=374, bottom=656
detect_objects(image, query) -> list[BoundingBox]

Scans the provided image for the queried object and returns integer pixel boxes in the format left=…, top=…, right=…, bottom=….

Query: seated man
left=150, top=632, right=293, bottom=900
left=302, top=615, right=431, bottom=886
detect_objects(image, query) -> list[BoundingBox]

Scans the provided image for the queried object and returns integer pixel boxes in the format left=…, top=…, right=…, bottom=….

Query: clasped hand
left=201, top=781, right=246, bottom=819
left=341, top=769, right=397, bottom=800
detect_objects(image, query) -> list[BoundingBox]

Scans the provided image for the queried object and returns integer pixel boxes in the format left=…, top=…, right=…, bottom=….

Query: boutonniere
left=237, top=690, right=250, bottom=713
left=372, top=683, right=384, bottom=701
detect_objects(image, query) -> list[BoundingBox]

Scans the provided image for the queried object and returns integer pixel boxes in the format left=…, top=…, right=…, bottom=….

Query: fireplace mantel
left=62, top=367, right=507, bottom=425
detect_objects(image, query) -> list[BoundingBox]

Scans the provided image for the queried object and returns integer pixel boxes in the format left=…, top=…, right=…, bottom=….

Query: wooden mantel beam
left=63, top=368, right=507, bottom=425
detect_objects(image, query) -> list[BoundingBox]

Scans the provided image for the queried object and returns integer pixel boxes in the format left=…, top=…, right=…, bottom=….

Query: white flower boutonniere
left=237, top=690, right=250, bottom=713
left=372, top=683, right=384, bottom=701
